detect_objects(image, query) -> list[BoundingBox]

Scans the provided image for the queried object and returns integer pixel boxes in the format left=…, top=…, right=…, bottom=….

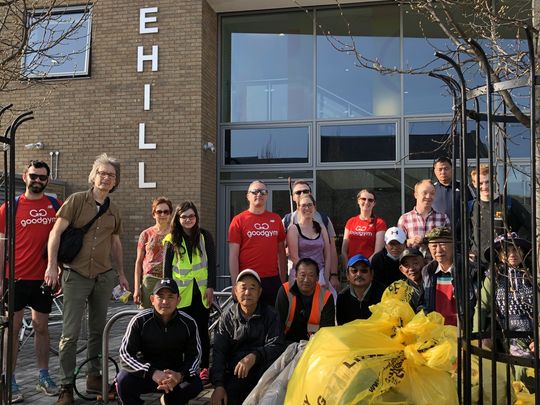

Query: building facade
left=2, top=0, right=531, bottom=288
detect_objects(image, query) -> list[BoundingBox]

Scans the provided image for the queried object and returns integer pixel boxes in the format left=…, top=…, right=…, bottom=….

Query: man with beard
left=0, top=160, right=61, bottom=402
left=336, top=254, right=385, bottom=325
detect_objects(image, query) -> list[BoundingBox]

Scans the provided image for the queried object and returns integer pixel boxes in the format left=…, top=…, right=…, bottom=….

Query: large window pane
left=316, top=169, right=402, bottom=247
left=23, top=8, right=91, bottom=78
left=320, top=123, right=396, bottom=162
left=221, top=13, right=313, bottom=123
left=317, top=6, right=401, bottom=119
left=500, top=122, right=530, bottom=158
left=403, top=8, right=453, bottom=114
left=408, top=120, right=489, bottom=161
left=225, top=127, right=309, bottom=165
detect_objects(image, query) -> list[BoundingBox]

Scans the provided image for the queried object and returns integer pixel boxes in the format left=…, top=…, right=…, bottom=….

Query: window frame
left=219, top=122, right=314, bottom=170
left=22, top=5, right=92, bottom=79
left=316, top=118, right=400, bottom=167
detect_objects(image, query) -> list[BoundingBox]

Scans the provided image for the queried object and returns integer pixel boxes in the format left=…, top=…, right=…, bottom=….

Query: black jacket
left=119, top=308, right=201, bottom=380
left=210, top=302, right=285, bottom=387
left=422, top=258, right=478, bottom=325
left=274, top=282, right=335, bottom=344
left=336, top=281, right=385, bottom=325
left=371, top=248, right=404, bottom=287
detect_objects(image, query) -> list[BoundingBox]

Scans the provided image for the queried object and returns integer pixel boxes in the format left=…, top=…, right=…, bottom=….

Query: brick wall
left=2, top=0, right=218, bottom=288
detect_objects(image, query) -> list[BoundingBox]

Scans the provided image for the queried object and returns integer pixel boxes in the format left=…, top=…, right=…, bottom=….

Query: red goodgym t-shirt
left=345, top=216, right=387, bottom=259
left=0, top=194, right=60, bottom=280
left=228, top=210, right=286, bottom=278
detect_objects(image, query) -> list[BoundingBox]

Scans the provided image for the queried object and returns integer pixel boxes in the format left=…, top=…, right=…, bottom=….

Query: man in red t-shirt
left=228, top=180, right=287, bottom=305
left=0, top=160, right=61, bottom=401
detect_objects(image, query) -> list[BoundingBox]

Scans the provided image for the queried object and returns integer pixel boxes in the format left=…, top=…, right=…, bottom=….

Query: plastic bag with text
left=284, top=281, right=459, bottom=405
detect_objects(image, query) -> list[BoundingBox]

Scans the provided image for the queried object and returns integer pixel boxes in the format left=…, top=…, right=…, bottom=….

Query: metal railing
left=429, top=27, right=539, bottom=403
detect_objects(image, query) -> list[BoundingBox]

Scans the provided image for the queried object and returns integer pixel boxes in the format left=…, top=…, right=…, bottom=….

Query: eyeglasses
left=28, top=173, right=48, bottom=181
left=97, top=171, right=116, bottom=179
left=359, top=197, right=375, bottom=203
left=294, top=189, right=311, bottom=196
left=155, top=210, right=170, bottom=215
left=179, top=214, right=196, bottom=220
left=300, top=203, right=314, bottom=209
left=349, top=266, right=370, bottom=274
left=248, top=189, right=268, bottom=196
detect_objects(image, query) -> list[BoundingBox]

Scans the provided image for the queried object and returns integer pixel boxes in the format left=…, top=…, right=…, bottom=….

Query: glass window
left=408, top=120, right=489, bottom=161
left=224, top=127, right=309, bottom=165
left=316, top=6, right=401, bottom=119
left=221, top=12, right=313, bottom=123
left=403, top=167, right=435, bottom=211
left=403, top=7, right=453, bottom=115
left=504, top=165, right=531, bottom=209
left=316, top=169, right=403, bottom=245
left=320, top=123, right=396, bottom=162
left=500, top=122, right=530, bottom=158
left=23, top=8, right=92, bottom=78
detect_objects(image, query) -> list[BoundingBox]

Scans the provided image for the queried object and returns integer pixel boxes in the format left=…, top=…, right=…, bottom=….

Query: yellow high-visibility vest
left=163, top=233, right=209, bottom=308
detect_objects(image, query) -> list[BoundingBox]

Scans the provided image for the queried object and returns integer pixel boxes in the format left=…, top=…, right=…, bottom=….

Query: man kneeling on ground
left=117, top=278, right=203, bottom=405
left=211, top=269, right=285, bottom=405
left=275, top=258, right=335, bottom=345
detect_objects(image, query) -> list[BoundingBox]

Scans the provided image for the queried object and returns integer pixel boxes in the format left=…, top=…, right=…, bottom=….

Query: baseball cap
left=384, top=227, right=406, bottom=244
left=347, top=254, right=371, bottom=268
left=152, top=278, right=179, bottom=296
left=236, top=269, right=262, bottom=285
left=399, top=248, right=423, bottom=264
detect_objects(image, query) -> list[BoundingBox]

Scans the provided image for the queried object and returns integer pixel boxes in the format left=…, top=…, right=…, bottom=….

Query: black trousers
left=116, top=369, right=202, bottom=405
left=181, top=286, right=210, bottom=368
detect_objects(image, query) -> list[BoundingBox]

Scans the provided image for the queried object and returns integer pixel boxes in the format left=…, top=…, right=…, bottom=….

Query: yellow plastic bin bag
left=284, top=281, right=459, bottom=405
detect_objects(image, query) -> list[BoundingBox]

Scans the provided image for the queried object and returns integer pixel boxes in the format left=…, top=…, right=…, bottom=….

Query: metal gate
left=0, top=106, right=34, bottom=404
left=428, top=28, right=540, bottom=404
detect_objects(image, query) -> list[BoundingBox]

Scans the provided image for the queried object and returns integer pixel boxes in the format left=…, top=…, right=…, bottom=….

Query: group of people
left=0, top=153, right=535, bottom=404
left=0, top=155, right=128, bottom=404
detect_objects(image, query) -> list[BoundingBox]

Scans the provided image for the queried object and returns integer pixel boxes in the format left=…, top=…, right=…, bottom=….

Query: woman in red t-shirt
left=341, top=189, right=387, bottom=261
left=133, top=196, right=173, bottom=308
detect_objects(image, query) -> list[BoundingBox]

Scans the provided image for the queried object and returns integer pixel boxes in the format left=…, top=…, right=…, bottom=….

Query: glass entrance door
left=217, top=183, right=292, bottom=289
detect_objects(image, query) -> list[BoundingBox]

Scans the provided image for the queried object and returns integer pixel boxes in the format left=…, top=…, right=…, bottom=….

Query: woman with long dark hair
left=341, top=189, right=387, bottom=261
left=163, top=201, right=216, bottom=384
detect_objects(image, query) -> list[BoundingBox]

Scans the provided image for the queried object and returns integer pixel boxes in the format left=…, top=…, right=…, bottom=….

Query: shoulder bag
left=58, top=197, right=110, bottom=263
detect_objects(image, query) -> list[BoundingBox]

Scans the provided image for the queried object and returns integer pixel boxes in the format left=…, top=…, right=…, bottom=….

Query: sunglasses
left=248, top=189, right=268, bottom=196
left=155, top=210, right=170, bottom=215
left=359, top=197, right=375, bottom=203
left=28, top=173, right=48, bottom=181
left=349, top=266, right=370, bottom=274
left=294, top=189, right=311, bottom=196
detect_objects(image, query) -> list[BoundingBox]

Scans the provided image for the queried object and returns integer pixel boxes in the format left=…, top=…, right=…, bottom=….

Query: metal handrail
left=101, top=309, right=139, bottom=405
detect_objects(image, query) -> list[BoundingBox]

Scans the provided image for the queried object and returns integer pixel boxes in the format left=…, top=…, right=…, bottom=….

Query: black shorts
left=5, top=280, right=53, bottom=313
